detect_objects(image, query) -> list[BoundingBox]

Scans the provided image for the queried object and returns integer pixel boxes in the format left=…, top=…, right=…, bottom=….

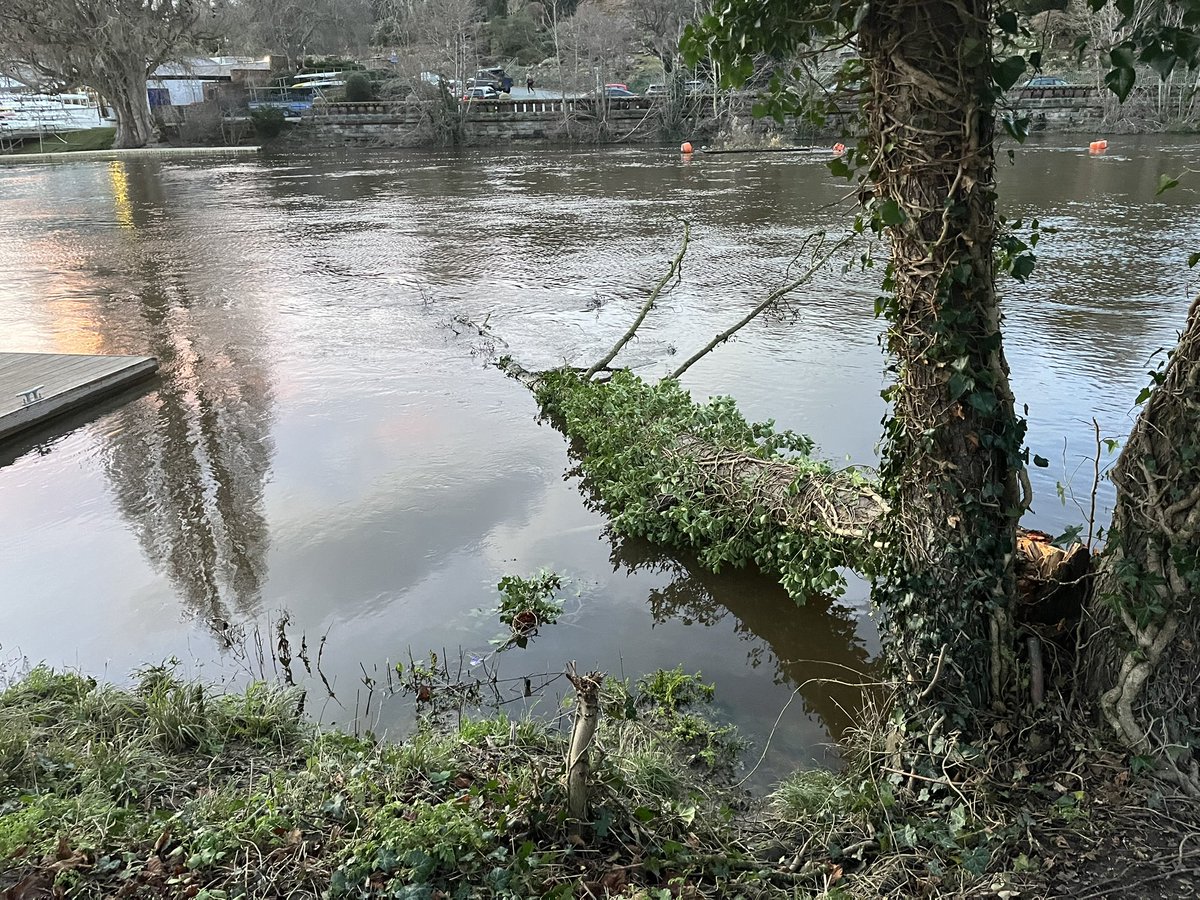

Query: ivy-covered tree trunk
left=860, top=0, right=1025, bottom=740
left=1084, top=295, right=1200, bottom=794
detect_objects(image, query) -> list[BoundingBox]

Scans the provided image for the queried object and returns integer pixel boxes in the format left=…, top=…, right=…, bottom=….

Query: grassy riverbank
left=3, top=665, right=1193, bottom=898
left=7, top=128, right=116, bottom=154
left=0, top=665, right=780, bottom=899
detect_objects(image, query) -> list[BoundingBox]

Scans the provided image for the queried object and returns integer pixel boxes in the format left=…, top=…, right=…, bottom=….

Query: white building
left=147, top=57, right=272, bottom=108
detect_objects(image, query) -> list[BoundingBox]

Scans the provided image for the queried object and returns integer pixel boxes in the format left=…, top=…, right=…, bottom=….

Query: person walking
left=525, top=73, right=535, bottom=94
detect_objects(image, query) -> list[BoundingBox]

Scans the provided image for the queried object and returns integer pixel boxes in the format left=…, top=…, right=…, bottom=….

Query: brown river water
left=1, top=136, right=1198, bottom=782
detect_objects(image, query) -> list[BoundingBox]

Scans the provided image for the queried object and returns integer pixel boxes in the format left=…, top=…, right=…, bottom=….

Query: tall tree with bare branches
left=0, top=0, right=211, bottom=148
left=624, top=0, right=693, bottom=75
left=220, top=0, right=374, bottom=72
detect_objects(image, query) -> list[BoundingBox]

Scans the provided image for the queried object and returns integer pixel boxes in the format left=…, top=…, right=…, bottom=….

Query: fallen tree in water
left=508, top=361, right=888, bottom=599
left=496, top=229, right=906, bottom=600
left=500, top=358, right=1089, bottom=636
left=494, top=228, right=1098, bottom=694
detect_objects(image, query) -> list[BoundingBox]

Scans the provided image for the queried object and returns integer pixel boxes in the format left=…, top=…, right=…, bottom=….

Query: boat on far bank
left=0, top=92, right=113, bottom=141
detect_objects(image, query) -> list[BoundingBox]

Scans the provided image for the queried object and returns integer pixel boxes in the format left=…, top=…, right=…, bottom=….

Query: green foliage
left=535, top=369, right=864, bottom=599
left=637, top=666, right=715, bottom=710
left=495, top=569, right=564, bottom=630
left=0, top=668, right=763, bottom=898
left=1087, top=0, right=1200, bottom=100
left=249, top=107, right=286, bottom=139
left=342, top=72, right=374, bottom=102
left=686, top=0, right=1200, bottom=112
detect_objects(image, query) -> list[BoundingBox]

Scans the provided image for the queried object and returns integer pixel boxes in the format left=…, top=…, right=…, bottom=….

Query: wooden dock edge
left=0, top=146, right=261, bottom=166
left=0, top=357, right=159, bottom=442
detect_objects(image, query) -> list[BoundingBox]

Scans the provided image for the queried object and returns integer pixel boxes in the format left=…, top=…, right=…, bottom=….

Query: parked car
left=645, top=83, right=666, bottom=97
left=462, top=85, right=499, bottom=101
left=603, top=86, right=637, bottom=98
left=468, top=67, right=512, bottom=93
left=1024, top=75, right=1069, bottom=87
left=683, top=79, right=711, bottom=94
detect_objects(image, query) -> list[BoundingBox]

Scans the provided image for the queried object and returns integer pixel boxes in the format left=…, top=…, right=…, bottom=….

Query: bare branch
left=584, top=221, right=690, bottom=379
left=670, top=231, right=853, bottom=380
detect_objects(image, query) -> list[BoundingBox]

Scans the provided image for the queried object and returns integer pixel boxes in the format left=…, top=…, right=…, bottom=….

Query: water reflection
left=1, top=138, right=1197, bottom=768
left=609, top=533, right=874, bottom=743
left=94, top=162, right=275, bottom=627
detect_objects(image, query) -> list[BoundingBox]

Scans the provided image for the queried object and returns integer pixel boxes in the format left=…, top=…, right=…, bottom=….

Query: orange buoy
left=1089, top=139, right=1108, bottom=154
left=680, top=141, right=694, bottom=154
left=833, top=142, right=846, bottom=154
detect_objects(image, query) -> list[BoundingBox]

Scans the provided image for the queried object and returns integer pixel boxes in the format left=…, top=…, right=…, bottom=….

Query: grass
left=9, top=127, right=116, bottom=154
left=0, top=665, right=768, bottom=899
left=2, top=664, right=1145, bottom=898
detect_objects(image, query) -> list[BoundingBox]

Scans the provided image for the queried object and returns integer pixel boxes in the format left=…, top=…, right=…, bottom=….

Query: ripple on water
left=0, top=136, right=1197, bottom=777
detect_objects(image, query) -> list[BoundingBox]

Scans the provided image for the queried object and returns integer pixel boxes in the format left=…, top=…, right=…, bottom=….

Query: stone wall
left=302, top=97, right=665, bottom=146
left=298, top=88, right=1109, bottom=148
left=1016, top=87, right=1105, bottom=132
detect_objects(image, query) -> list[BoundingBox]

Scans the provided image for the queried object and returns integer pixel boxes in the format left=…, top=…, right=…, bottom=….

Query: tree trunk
left=1084, top=295, right=1200, bottom=794
left=565, top=662, right=603, bottom=838
left=860, top=1, right=1025, bottom=739
left=108, top=68, right=156, bottom=149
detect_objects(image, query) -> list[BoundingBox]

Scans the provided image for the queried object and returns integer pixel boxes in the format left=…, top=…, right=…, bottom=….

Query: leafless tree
left=623, top=0, right=694, bottom=75
left=0, top=0, right=210, bottom=148
left=560, top=0, right=632, bottom=94
left=371, top=0, right=482, bottom=83
left=218, top=0, right=374, bottom=72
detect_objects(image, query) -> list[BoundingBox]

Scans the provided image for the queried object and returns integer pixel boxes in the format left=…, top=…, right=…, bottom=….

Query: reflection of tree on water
left=607, top=531, right=875, bottom=742
left=94, top=161, right=275, bottom=628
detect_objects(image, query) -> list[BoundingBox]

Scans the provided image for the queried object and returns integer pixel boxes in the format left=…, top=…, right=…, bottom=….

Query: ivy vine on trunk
left=1084, top=295, right=1200, bottom=793
left=858, top=1, right=1028, bottom=743
left=686, top=0, right=1200, bottom=779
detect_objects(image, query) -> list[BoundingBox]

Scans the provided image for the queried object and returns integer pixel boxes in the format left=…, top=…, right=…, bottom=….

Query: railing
left=300, top=87, right=1098, bottom=129
left=1014, top=84, right=1096, bottom=100
left=304, top=96, right=661, bottom=120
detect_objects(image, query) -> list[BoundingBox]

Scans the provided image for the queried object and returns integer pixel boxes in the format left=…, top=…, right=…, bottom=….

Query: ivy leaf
left=1052, top=524, right=1085, bottom=548
left=1001, top=114, right=1030, bottom=144
left=878, top=199, right=906, bottom=227
left=1144, top=45, right=1178, bottom=80
left=1156, top=174, right=1180, bottom=195
left=948, top=371, right=974, bottom=399
left=1033, top=454, right=1049, bottom=468
left=1175, top=30, right=1200, bottom=66
left=996, top=10, right=1019, bottom=34
left=1188, top=251, right=1200, bottom=267
left=1104, top=65, right=1136, bottom=101
left=994, top=55, right=1027, bottom=91
left=1110, top=45, right=1137, bottom=69
left=1010, top=254, right=1037, bottom=282
left=961, top=37, right=987, bottom=67
left=828, top=155, right=853, bottom=180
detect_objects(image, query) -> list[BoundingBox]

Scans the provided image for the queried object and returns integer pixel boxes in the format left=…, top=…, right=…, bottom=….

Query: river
left=1, top=135, right=1197, bottom=782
